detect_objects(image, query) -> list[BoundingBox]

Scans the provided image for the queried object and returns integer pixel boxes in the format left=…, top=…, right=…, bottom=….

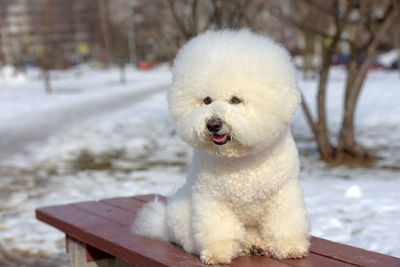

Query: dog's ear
left=283, top=84, right=301, bottom=123
left=257, top=80, right=301, bottom=126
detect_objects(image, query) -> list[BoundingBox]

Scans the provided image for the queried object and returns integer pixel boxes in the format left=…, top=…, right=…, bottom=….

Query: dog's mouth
left=212, top=134, right=231, bottom=145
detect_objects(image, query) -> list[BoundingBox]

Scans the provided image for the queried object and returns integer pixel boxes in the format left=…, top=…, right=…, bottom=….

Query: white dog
left=133, top=29, right=310, bottom=264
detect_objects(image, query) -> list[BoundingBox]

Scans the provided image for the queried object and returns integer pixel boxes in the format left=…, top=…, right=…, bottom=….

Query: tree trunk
left=337, top=2, right=398, bottom=161
left=395, top=26, right=400, bottom=76
left=300, top=93, right=317, bottom=137
left=0, top=4, right=11, bottom=65
left=41, top=0, right=53, bottom=94
left=344, top=47, right=360, bottom=109
left=44, top=70, right=52, bottom=94
left=303, top=31, right=315, bottom=79
left=167, top=0, right=194, bottom=40
left=398, top=50, right=400, bottom=77
left=98, top=0, right=112, bottom=63
left=314, top=36, right=340, bottom=161
left=119, top=63, right=126, bottom=84
left=127, top=2, right=137, bottom=64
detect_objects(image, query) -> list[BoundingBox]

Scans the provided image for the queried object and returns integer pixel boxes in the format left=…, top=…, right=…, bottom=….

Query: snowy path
left=0, top=65, right=171, bottom=159
left=0, top=84, right=166, bottom=158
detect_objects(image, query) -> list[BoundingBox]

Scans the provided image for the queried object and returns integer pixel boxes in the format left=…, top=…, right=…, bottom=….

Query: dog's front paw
left=200, top=240, right=240, bottom=265
left=269, top=236, right=309, bottom=259
left=249, top=244, right=269, bottom=256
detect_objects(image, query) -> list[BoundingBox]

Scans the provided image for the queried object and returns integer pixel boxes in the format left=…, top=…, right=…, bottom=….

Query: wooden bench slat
left=73, top=200, right=138, bottom=226
left=75, top=197, right=362, bottom=266
left=72, top=198, right=296, bottom=266
left=310, top=236, right=400, bottom=267
left=269, top=252, right=356, bottom=267
left=36, top=204, right=132, bottom=258
left=128, top=195, right=397, bottom=266
left=100, top=196, right=150, bottom=213
left=87, top=198, right=359, bottom=266
left=36, top=203, right=205, bottom=266
left=227, top=255, right=292, bottom=267
left=36, top=195, right=400, bottom=267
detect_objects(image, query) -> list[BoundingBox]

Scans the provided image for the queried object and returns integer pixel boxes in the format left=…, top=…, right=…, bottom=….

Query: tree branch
left=167, top=0, right=191, bottom=39
left=297, top=0, right=336, bottom=18
left=190, top=0, right=199, bottom=34
left=300, top=91, right=318, bottom=137
left=270, top=3, right=353, bottom=44
left=344, top=0, right=398, bottom=121
left=270, top=9, right=333, bottom=39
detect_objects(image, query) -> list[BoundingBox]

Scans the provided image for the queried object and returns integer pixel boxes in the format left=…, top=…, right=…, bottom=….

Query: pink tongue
left=213, top=134, right=227, bottom=142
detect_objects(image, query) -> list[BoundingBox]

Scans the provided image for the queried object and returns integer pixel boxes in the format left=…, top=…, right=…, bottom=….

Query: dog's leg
left=192, top=192, right=245, bottom=264
left=259, top=179, right=310, bottom=259
left=243, top=227, right=269, bottom=256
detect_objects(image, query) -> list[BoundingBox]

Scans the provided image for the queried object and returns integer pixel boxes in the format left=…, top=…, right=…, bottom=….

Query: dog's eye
left=203, top=96, right=212, bottom=105
left=230, top=96, right=242, bottom=104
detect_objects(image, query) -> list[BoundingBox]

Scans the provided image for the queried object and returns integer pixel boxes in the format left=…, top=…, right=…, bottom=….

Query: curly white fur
left=133, top=29, right=310, bottom=264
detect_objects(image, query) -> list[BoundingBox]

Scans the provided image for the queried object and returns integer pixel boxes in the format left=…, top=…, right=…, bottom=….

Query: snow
left=295, top=67, right=400, bottom=129
left=0, top=65, right=399, bottom=266
left=345, top=185, right=362, bottom=198
left=0, top=64, right=172, bottom=157
left=377, top=50, right=399, bottom=68
left=302, top=178, right=399, bottom=253
left=0, top=65, right=27, bottom=84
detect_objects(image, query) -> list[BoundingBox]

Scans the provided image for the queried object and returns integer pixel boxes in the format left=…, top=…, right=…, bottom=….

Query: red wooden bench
left=36, top=194, right=400, bottom=267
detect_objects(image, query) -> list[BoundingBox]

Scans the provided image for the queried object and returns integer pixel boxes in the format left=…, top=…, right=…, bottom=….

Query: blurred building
left=0, top=0, right=111, bottom=67
left=1, top=0, right=303, bottom=68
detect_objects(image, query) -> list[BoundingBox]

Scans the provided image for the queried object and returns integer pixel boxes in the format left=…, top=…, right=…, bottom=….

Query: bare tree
left=166, top=0, right=203, bottom=40
left=40, top=0, right=54, bottom=94
left=167, top=0, right=267, bottom=42
left=208, top=0, right=266, bottom=30
left=274, top=0, right=399, bottom=164
left=160, top=0, right=269, bottom=57
left=96, top=0, right=133, bottom=83
left=0, top=0, right=10, bottom=66
left=98, top=0, right=113, bottom=64
left=396, top=26, right=400, bottom=75
left=337, top=0, right=399, bottom=162
left=133, top=0, right=273, bottom=62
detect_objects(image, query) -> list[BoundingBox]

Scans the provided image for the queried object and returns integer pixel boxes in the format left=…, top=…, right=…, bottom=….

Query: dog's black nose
left=207, top=118, right=222, bottom=133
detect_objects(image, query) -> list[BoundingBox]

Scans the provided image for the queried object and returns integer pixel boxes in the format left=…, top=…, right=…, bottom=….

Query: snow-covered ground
left=0, top=64, right=171, bottom=157
left=0, top=65, right=399, bottom=266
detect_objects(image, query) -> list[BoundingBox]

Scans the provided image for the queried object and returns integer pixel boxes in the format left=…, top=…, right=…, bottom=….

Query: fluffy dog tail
left=132, top=197, right=169, bottom=241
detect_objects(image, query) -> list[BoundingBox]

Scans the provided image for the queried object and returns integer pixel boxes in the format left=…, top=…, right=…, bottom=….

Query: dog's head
left=168, top=29, right=300, bottom=158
